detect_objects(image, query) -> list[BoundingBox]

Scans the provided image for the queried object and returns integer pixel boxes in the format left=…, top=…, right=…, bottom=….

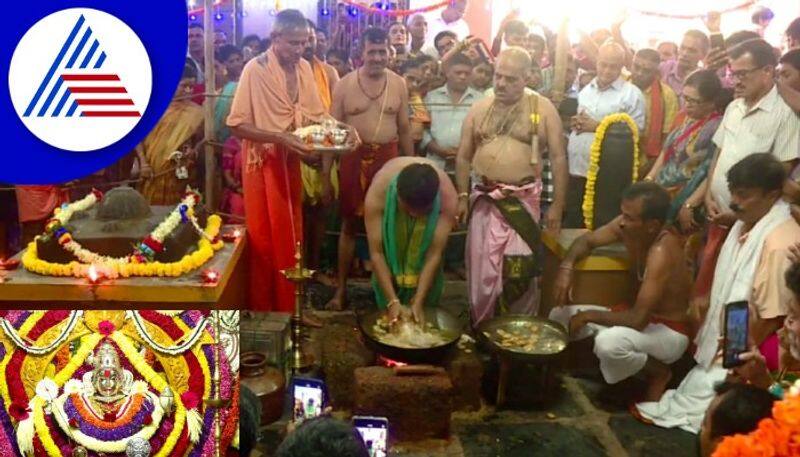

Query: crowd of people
left=5, top=2, right=800, bottom=455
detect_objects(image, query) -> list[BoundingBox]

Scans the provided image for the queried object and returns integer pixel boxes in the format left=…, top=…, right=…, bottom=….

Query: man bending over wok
left=365, top=157, right=458, bottom=325
left=549, top=182, right=692, bottom=401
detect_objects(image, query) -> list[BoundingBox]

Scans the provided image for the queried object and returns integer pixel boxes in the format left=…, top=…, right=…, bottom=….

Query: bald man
left=565, top=42, right=645, bottom=227
left=407, top=14, right=427, bottom=58
left=455, top=47, right=568, bottom=326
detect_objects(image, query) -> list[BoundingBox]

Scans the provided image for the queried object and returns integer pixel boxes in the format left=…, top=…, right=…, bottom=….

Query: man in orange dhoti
left=227, top=9, right=325, bottom=313
left=325, top=27, right=414, bottom=309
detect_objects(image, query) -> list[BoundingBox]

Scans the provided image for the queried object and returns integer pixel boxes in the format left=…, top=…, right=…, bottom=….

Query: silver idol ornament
left=331, top=129, right=348, bottom=145
left=126, top=437, right=152, bottom=457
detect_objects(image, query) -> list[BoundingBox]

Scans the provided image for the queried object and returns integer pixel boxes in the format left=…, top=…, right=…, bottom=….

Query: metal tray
left=477, top=314, right=568, bottom=361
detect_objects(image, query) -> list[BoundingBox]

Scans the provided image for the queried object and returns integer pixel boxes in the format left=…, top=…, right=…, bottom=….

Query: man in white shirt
left=424, top=0, right=470, bottom=57
left=693, top=38, right=800, bottom=314
left=565, top=42, right=646, bottom=227
left=422, top=52, right=485, bottom=171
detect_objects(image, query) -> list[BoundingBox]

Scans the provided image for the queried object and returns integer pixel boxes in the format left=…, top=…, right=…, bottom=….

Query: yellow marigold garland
left=112, top=332, right=186, bottom=457
left=582, top=113, right=640, bottom=230
left=27, top=334, right=104, bottom=457
left=0, top=316, right=209, bottom=457
left=22, top=215, right=224, bottom=278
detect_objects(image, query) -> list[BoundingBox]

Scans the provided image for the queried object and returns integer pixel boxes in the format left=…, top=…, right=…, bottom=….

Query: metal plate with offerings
left=294, top=117, right=356, bottom=154
left=477, top=315, right=568, bottom=361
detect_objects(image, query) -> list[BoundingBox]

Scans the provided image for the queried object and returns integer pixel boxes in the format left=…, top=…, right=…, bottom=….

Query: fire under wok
left=358, top=307, right=464, bottom=364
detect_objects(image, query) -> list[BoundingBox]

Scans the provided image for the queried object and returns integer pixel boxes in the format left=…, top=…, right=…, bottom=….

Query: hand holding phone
left=354, top=416, right=388, bottom=457
left=723, top=301, right=749, bottom=369
left=292, top=377, right=326, bottom=424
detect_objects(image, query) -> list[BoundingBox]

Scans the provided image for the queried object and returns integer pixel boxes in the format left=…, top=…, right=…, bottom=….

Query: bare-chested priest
left=455, top=47, right=568, bottom=326
left=365, top=157, right=458, bottom=323
left=549, top=182, right=692, bottom=401
left=325, top=27, right=414, bottom=309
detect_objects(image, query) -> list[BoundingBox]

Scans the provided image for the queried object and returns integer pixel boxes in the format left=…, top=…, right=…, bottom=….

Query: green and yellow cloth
left=372, top=176, right=442, bottom=309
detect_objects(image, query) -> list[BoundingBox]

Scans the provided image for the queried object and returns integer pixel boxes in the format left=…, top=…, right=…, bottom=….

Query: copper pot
left=240, top=351, right=285, bottom=425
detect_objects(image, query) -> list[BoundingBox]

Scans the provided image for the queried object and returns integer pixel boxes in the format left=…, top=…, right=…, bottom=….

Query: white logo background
left=8, top=8, right=152, bottom=152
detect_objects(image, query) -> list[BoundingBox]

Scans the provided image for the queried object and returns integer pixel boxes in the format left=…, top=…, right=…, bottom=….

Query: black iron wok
left=357, top=307, right=463, bottom=364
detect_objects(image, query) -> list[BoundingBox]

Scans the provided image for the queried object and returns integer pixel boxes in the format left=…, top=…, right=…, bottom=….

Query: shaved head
left=493, top=47, right=531, bottom=105
left=496, top=47, right=532, bottom=74
left=598, top=42, right=626, bottom=61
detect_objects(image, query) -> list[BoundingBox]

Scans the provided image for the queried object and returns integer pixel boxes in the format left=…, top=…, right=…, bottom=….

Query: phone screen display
left=723, top=301, right=749, bottom=368
left=354, top=416, right=388, bottom=457
left=292, top=377, right=324, bottom=423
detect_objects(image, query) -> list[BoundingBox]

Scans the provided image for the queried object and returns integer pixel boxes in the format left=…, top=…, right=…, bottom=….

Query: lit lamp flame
left=87, top=264, right=101, bottom=284
left=0, top=258, right=20, bottom=271
left=201, top=269, right=220, bottom=285
left=222, top=228, right=242, bottom=243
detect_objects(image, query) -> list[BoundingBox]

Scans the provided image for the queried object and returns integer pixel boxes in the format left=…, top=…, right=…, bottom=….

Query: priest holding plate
left=226, top=9, right=357, bottom=315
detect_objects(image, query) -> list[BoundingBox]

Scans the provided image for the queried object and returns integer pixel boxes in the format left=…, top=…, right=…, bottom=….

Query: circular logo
left=8, top=8, right=152, bottom=152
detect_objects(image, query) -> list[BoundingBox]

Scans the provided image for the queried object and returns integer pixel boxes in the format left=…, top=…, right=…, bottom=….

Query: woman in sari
left=644, top=70, right=726, bottom=232
left=137, top=64, right=204, bottom=205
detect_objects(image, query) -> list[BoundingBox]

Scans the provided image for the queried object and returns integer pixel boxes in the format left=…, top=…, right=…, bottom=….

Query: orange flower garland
left=69, top=393, right=146, bottom=429
left=712, top=386, right=800, bottom=456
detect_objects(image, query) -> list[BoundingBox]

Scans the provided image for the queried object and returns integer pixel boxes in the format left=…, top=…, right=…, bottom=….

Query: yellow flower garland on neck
left=22, top=215, right=224, bottom=278
left=582, top=113, right=640, bottom=230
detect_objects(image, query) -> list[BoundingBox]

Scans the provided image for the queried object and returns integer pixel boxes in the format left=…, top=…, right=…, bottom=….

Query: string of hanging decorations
left=337, top=0, right=450, bottom=17
left=633, top=0, right=755, bottom=20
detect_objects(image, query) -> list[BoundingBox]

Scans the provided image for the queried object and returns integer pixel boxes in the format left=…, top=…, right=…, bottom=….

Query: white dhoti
left=635, top=365, right=728, bottom=433
left=549, top=305, right=689, bottom=384
left=635, top=201, right=791, bottom=433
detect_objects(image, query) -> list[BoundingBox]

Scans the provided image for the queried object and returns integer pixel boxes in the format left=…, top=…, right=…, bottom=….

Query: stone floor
left=252, top=281, right=700, bottom=457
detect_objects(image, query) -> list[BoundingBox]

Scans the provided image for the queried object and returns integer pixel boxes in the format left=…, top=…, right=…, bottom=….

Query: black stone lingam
left=37, top=186, right=206, bottom=264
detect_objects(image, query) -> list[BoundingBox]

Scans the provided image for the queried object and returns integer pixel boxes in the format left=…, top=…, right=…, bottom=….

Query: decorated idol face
left=92, top=343, right=124, bottom=398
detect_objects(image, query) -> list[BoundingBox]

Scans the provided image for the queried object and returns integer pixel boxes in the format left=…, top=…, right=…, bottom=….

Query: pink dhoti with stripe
left=467, top=181, right=543, bottom=326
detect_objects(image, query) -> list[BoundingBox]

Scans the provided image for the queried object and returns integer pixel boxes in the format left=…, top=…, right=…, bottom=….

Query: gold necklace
left=357, top=69, right=388, bottom=101
left=479, top=99, right=520, bottom=144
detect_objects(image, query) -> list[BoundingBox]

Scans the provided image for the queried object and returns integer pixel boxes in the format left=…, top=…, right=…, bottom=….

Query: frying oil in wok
left=485, top=321, right=566, bottom=355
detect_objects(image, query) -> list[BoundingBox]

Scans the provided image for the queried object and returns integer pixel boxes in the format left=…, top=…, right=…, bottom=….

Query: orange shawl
left=312, top=57, right=332, bottom=110
left=227, top=49, right=325, bottom=171
left=227, top=48, right=325, bottom=142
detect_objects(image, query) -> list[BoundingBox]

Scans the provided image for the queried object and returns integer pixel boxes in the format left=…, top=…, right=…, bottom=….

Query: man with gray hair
left=565, top=42, right=645, bottom=227
left=227, top=9, right=326, bottom=314
left=455, top=47, right=568, bottom=326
